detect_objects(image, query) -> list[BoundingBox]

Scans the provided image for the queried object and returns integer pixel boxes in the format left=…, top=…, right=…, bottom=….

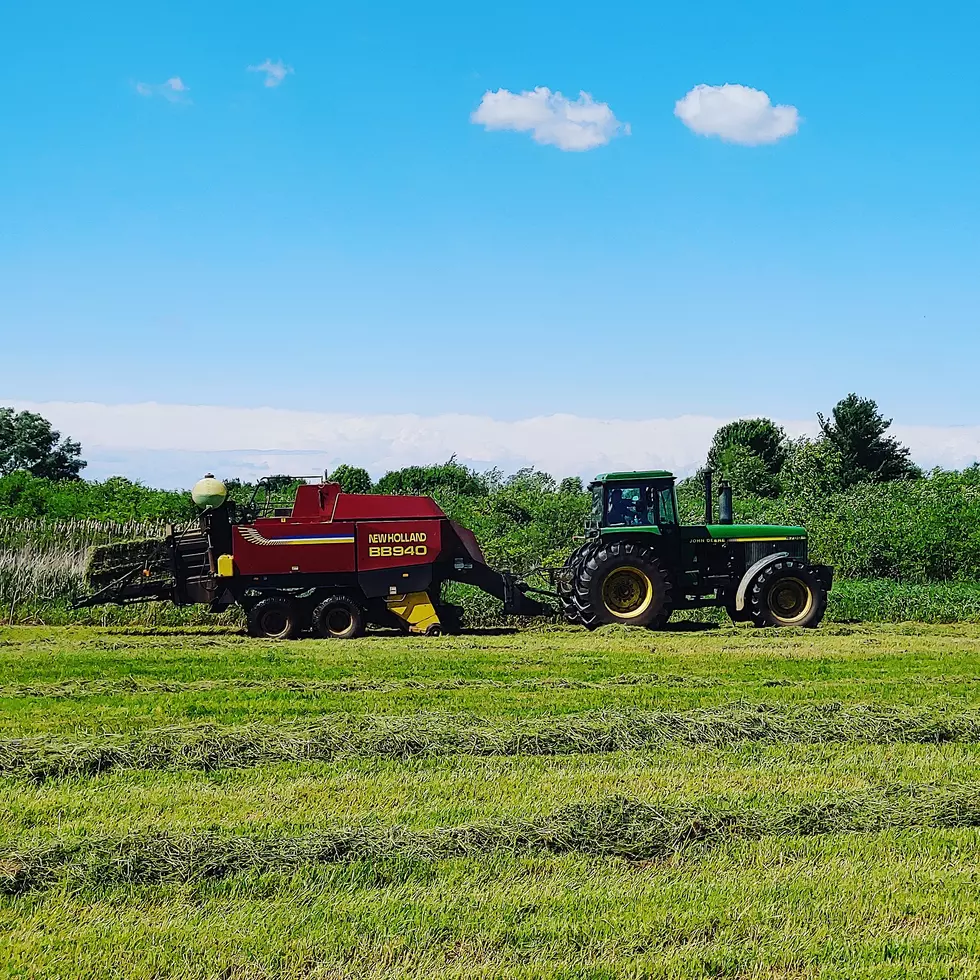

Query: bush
left=0, top=472, right=193, bottom=522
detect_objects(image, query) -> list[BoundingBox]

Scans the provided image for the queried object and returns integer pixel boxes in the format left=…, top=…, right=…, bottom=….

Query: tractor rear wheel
left=748, top=559, right=827, bottom=628
left=247, top=597, right=302, bottom=639
left=573, top=540, right=671, bottom=628
left=312, top=596, right=366, bottom=639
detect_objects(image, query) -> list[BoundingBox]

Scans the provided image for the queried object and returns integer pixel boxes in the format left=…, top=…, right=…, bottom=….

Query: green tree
left=713, top=444, right=782, bottom=498
left=706, top=418, right=787, bottom=497
left=0, top=407, right=86, bottom=480
left=817, top=394, right=920, bottom=488
left=781, top=436, right=846, bottom=496
left=374, top=458, right=486, bottom=497
left=263, top=474, right=299, bottom=493
left=329, top=464, right=373, bottom=494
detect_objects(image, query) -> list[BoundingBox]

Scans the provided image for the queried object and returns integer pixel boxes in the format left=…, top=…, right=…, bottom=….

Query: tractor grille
left=744, top=538, right=807, bottom=566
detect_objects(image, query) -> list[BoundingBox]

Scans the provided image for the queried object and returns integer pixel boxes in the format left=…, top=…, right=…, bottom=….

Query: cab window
left=604, top=486, right=636, bottom=526
left=604, top=482, right=676, bottom=527
left=657, top=487, right=677, bottom=525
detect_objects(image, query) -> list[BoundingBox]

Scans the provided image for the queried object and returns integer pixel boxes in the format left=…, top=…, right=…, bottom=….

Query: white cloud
left=248, top=59, right=294, bottom=88
left=674, top=83, right=799, bottom=145
left=6, top=401, right=978, bottom=488
left=471, top=87, right=628, bottom=151
left=135, top=77, right=190, bottom=103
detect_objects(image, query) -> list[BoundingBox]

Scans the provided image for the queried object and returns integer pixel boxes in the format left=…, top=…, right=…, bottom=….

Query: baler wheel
left=747, top=559, right=827, bottom=628
left=247, top=597, right=302, bottom=640
left=312, top=595, right=366, bottom=639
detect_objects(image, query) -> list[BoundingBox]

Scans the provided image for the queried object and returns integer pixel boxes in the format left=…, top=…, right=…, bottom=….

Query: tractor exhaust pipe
left=703, top=467, right=713, bottom=525
left=718, top=480, right=733, bottom=525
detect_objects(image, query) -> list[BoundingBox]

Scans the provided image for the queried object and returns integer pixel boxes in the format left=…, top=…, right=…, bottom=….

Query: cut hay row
left=0, top=672, right=699, bottom=700
left=4, top=785, right=980, bottom=895
left=5, top=703, right=980, bottom=782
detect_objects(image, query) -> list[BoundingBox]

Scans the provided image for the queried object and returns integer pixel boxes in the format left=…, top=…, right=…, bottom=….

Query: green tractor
left=555, top=469, right=832, bottom=629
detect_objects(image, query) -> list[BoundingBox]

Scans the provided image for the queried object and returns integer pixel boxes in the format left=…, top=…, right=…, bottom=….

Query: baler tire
left=573, top=540, right=671, bottom=628
left=247, top=597, right=302, bottom=640
left=748, top=559, right=827, bottom=628
left=312, top=596, right=366, bottom=640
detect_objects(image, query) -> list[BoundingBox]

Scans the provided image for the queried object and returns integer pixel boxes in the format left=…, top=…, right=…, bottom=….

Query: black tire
left=436, top=603, right=464, bottom=635
left=312, top=595, right=366, bottom=639
left=573, top=540, right=671, bottom=628
left=562, top=600, right=583, bottom=626
left=557, top=541, right=601, bottom=627
left=247, top=597, right=302, bottom=639
left=725, top=597, right=753, bottom=624
left=748, top=559, right=828, bottom=628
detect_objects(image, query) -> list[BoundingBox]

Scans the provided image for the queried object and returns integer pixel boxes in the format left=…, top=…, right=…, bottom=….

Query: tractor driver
left=607, top=488, right=630, bottom=525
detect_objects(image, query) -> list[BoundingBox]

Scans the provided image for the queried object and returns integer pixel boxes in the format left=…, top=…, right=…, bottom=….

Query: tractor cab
left=589, top=471, right=679, bottom=531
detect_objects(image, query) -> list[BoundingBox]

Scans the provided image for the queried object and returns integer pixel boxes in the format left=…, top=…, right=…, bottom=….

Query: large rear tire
left=573, top=540, right=671, bottom=628
left=748, top=559, right=827, bottom=628
left=247, top=597, right=302, bottom=639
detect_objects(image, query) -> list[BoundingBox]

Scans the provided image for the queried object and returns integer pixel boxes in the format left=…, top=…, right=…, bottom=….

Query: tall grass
left=0, top=518, right=177, bottom=625
left=0, top=517, right=168, bottom=551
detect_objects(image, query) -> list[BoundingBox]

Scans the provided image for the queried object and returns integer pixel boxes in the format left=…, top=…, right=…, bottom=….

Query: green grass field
left=3, top=622, right=980, bottom=978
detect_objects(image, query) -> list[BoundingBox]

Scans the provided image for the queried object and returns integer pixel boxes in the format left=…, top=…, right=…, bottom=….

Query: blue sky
left=1, top=1, right=978, bottom=483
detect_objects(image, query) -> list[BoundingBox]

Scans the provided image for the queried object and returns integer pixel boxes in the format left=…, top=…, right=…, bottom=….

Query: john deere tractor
left=555, top=469, right=832, bottom=629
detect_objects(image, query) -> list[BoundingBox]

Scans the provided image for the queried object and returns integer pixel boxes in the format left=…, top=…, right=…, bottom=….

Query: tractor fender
left=734, top=552, right=790, bottom=612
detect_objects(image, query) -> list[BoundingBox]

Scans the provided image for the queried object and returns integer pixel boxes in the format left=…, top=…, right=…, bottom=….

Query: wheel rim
left=259, top=609, right=289, bottom=637
left=601, top=566, right=654, bottom=619
left=325, top=608, right=353, bottom=636
left=766, top=576, right=813, bottom=625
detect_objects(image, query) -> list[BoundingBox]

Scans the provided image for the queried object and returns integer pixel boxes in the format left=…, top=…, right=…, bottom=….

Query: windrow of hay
left=4, top=785, right=980, bottom=895
left=0, top=672, right=703, bottom=700
left=5, top=703, right=980, bottom=782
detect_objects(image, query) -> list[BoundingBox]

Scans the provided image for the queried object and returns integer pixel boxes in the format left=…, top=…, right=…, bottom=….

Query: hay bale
left=83, top=538, right=168, bottom=590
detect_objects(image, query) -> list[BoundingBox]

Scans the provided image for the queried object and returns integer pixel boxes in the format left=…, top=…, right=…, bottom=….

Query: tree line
left=1, top=397, right=977, bottom=584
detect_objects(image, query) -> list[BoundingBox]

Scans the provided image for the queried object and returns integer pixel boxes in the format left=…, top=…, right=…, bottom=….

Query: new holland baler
left=76, top=476, right=548, bottom=638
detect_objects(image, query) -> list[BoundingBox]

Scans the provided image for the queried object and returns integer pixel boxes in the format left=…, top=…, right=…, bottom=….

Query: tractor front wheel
left=748, top=559, right=827, bottom=628
left=574, top=541, right=671, bottom=628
